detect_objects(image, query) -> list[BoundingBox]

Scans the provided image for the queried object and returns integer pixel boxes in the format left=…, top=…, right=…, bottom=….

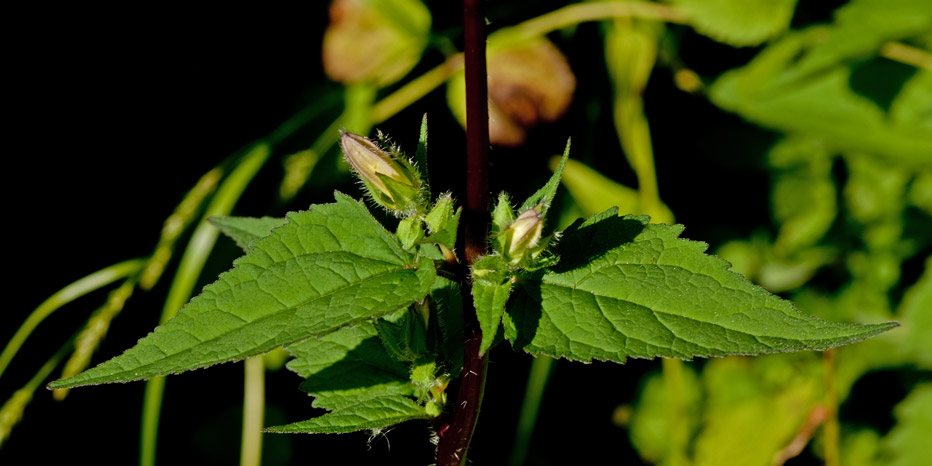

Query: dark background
left=4, top=1, right=891, bottom=465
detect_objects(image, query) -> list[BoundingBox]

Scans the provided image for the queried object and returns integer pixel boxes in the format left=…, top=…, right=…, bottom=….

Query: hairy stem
left=435, top=1, right=490, bottom=465
left=823, top=349, right=839, bottom=466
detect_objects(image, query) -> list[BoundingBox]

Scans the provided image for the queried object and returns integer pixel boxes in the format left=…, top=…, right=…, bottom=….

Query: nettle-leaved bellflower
left=341, top=132, right=422, bottom=215
left=503, top=208, right=544, bottom=264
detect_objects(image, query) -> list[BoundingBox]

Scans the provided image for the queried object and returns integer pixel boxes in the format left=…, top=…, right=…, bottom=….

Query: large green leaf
left=503, top=210, right=896, bottom=362
left=264, top=395, right=430, bottom=434
left=50, top=193, right=436, bottom=388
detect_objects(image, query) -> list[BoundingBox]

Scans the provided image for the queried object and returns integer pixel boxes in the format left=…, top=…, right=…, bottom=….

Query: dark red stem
left=435, top=1, right=490, bottom=465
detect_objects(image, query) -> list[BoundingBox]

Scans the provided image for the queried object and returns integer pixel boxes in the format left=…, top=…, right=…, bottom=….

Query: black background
left=4, top=1, right=893, bottom=465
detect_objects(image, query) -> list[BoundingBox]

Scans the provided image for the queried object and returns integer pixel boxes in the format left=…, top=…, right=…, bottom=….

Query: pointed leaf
left=209, top=216, right=287, bottom=251
left=518, top=139, right=570, bottom=216
left=50, top=193, right=436, bottom=389
left=503, top=211, right=897, bottom=363
left=473, top=279, right=513, bottom=356
left=265, top=395, right=430, bottom=434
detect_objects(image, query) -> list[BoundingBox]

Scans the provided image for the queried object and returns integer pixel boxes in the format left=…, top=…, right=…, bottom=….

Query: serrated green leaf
left=264, top=395, right=430, bottom=434
left=879, top=384, right=932, bottom=466
left=209, top=216, right=287, bottom=251
left=50, top=193, right=436, bottom=389
left=473, top=280, right=513, bottom=356
left=518, top=139, right=570, bottom=216
left=503, top=211, right=896, bottom=363
left=673, top=0, right=797, bottom=47
left=424, top=194, right=459, bottom=248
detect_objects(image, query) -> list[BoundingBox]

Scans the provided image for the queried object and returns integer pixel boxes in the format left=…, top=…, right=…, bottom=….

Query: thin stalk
left=0, top=336, right=74, bottom=446
left=140, top=143, right=270, bottom=466
left=881, top=41, right=932, bottom=70
left=435, top=1, right=489, bottom=465
left=508, top=356, right=554, bottom=466
left=241, top=357, right=265, bottom=466
left=663, top=358, right=689, bottom=466
left=823, top=349, right=839, bottom=466
left=0, top=259, right=146, bottom=380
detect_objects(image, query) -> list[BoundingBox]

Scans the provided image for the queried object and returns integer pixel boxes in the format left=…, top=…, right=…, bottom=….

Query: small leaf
left=504, top=211, right=896, bottom=363
left=209, top=216, right=287, bottom=251
left=518, top=139, right=570, bottom=216
left=264, top=395, right=430, bottom=434
left=473, top=279, right=514, bottom=356
left=430, top=277, right=465, bottom=373
left=552, top=156, right=674, bottom=221
left=50, top=193, right=436, bottom=389
left=424, top=194, right=460, bottom=249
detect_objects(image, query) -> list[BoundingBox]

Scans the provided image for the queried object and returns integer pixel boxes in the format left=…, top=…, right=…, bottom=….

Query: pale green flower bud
left=503, top=208, right=544, bottom=264
left=341, top=132, right=422, bottom=214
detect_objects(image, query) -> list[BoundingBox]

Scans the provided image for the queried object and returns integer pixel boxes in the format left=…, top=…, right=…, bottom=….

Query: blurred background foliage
left=2, top=0, right=930, bottom=465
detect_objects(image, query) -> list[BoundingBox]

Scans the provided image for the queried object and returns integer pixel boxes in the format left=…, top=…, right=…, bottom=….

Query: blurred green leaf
left=629, top=368, right=702, bottom=465
left=898, top=256, right=932, bottom=369
left=673, top=0, right=797, bottom=47
left=770, top=138, right=837, bottom=254
left=710, top=1, right=932, bottom=166
left=878, top=384, right=932, bottom=466
left=693, top=355, right=821, bottom=466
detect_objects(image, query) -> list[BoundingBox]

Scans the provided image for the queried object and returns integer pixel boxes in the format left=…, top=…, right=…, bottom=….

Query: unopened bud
left=504, top=208, right=544, bottom=263
left=341, top=132, right=421, bottom=213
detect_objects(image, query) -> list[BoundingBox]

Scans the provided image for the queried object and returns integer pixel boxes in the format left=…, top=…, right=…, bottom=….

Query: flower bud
left=503, top=208, right=544, bottom=264
left=341, top=132, right=421, bottom=213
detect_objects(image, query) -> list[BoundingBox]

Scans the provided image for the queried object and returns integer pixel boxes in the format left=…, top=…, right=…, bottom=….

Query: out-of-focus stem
left=823, top=349, right=839, bottom=466
left=140, top=143, right=270, bottom=466
left=663, top=358, right=689, bottom=466
left=0, top=259, right=145, bottom=380
left=508, top=356, right=554, bottom=466
left=241, top=357, right=265, bottom=466
left=881, top=42, right=932, bottom=70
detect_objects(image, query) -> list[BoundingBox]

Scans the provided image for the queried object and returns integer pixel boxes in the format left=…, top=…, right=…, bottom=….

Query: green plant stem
left=140, top=143, right=271, bottom=466
left=880, top=41, right=932, bottom=70
left=508, top=356, right=554, bottom=466
left=823, top=348, right=839, bottom=466
left=510, top=2, right=688, bottom=39
left=435, top=1, right=490, bottom=465
left=0, top=336, right=74, bottom=446
left=241, top=356, right=265, bottom=466
left=0, top=259, right=146, bottom=380
left=663, top=358, right=689, bottom=466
